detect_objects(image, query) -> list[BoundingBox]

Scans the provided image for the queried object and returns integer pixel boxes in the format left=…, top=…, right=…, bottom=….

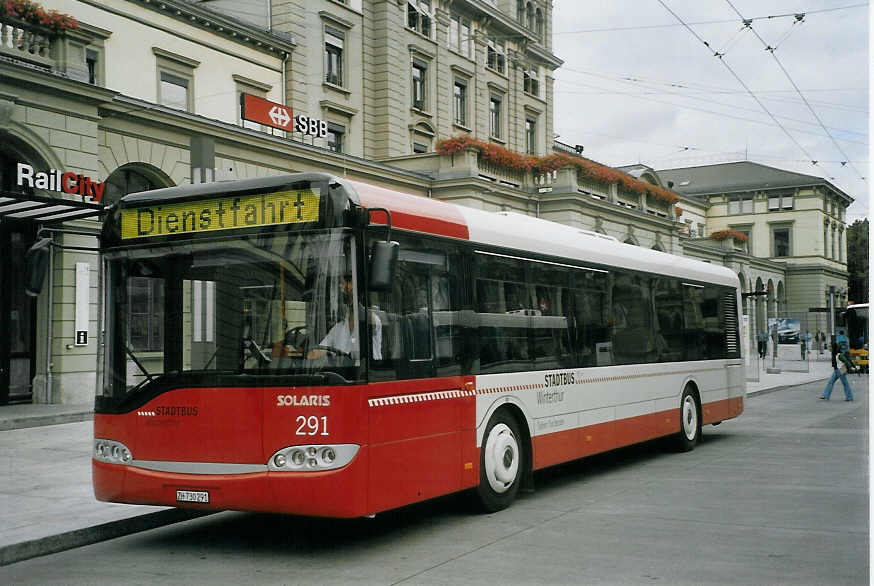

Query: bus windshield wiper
left=125, top=345, right=156, bottom=395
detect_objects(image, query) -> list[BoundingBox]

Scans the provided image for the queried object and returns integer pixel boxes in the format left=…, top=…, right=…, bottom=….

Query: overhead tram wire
left=656, top=0, right=825, bottom=175
left=554, top=77, right=868, bottom=146
left=552, top=2, right=868, bottom=35
left=723, top=0, right=867, bottom=182
left=557, top=68, right=867, bottom=139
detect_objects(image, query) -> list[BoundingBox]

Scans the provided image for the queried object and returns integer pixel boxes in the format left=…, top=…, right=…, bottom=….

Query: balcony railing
left=0, top=16, right=55, bottom=69
left=477, top=153, right=525, bottom=188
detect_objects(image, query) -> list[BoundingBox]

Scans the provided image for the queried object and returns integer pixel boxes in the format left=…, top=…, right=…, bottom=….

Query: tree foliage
left=846, top=218, right=868, bottom=303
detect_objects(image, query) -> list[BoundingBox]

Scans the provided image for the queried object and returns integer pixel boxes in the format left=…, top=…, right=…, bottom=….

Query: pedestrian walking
left=756, top=330, right=768, bottom=359
left=800, top=332, right=808, bottom=360
left=816, top=330, right=825, bottom=357
left=820, top=341, right=855, bottom=401
left=836, top=329, right=850, bottom=353
left=770, top=323, right=779, bottom=359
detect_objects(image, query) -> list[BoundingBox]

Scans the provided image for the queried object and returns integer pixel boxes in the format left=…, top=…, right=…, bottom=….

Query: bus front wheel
left=674, top=387, right=701, bottom=452
left=476, top=410, right=524, bottom=512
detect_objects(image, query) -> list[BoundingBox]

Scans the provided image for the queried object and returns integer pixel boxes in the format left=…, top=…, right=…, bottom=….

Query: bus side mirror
left=369, top=240, right=398, bottom=291
left=24, top=237, right=52, bottom=297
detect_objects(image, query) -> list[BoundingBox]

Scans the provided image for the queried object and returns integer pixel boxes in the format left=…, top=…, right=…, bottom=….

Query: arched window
left=517, top=0, right=524, bottom=22
left=526, top=3, right=534, bottom=30
left=536, top=8, right=544, bottom=39
left=104, top=164, right=169, bottom=206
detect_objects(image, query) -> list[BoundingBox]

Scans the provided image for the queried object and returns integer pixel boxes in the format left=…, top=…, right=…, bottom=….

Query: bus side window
left=474, top=253, right=531, bottom=374
left=611, top=272, right=656, bottom=365
left=653, top=278, right=684, bottom=363
left=570, top=270, right=610, bottom=367
left=530, top=262, right=572, bottom=370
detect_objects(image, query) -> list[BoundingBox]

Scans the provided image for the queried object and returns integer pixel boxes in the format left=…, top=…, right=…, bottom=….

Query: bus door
left=365, top=237, right=475, bottom=512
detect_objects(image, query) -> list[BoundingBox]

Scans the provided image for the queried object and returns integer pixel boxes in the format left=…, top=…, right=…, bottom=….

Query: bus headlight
left=94, top=439, right=134, bottom=465
left=268, top=444, right=359, bottom=472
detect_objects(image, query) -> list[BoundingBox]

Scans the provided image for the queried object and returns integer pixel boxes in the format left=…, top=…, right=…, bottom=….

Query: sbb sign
left=241, top=93, right=327, bottom=138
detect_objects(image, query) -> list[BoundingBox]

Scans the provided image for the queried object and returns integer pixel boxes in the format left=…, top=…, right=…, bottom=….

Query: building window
left=413, top=142, right=428, bottom=154
left=772, top=227, right=791, bottom=257
left=448, top=14, right=471, bottom=58
left=326, top=122, right=345, bottom=153
left=823, top=224, right=829, bottom=258
left=536, top=7, right=544, bottom=40
left=768, top=193, right=794, bottom=210
left=525, top=115, right=537, bottom=154
left=516, top=0, right=524, bottom=22
left=489, top=96, right=502, bottom=139
left=407, top=0, right=432, bottom=38
left=526, top=2, right=534, bottom=29
left=160, top=72, right=189, bottom=110
left=86, top=48, right=99, bottom=85
left=154, top=48, right=198, bottom=112
left=728, top=194, right=753, bottom=214
left=325, top=27, right=344, bottom=87
left=523, top=66, right=540, bottom=96
left=453, top=80, right=467, bottom=126
left=412, top=61, right=427, bottom=110
left=486, top=38, right=505, bottom=73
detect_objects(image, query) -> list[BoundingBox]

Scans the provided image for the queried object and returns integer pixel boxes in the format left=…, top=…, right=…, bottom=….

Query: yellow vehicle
left=840, top=304, right=868, bottom=372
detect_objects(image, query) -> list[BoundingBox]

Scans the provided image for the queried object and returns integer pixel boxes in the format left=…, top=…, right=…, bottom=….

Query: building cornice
left=113, top=0, right=297, bottom=55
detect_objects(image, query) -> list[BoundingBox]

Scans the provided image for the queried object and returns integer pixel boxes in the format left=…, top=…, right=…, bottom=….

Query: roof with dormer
left=653, top=161, right=853, bottom=204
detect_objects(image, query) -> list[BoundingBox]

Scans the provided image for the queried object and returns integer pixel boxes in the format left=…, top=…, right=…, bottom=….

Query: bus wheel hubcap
left=682, top=396, right=698, bottom=441
left=484, top=423, right=519, bottom=494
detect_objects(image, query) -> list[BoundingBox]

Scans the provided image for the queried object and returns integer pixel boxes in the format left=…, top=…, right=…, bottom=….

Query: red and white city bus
left=91, top=172, right=745, bottom=516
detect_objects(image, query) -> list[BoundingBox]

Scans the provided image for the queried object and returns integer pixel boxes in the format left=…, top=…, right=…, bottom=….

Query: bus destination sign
left=120, top=188, right=321, bottom=239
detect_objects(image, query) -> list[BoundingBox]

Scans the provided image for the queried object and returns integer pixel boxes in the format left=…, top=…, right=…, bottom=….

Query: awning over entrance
left=0, top=192, right=103, bottom=223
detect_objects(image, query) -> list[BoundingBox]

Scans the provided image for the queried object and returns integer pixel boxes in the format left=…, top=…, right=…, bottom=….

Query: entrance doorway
left=0, top=223, right=37, bottom=404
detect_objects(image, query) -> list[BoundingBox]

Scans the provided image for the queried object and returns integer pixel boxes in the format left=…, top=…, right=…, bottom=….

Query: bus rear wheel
left=674, top=388, right=701, bottom=452
left=476, top=410, right=524, bottom=512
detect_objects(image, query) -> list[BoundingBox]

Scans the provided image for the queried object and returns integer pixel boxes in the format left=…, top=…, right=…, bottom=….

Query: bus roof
left=113, top=173, right=738, bottom=288
left=347, top=178, right=739, bottom=289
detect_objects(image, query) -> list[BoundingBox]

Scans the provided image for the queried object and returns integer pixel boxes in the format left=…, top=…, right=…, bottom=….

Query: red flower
left=436, top=135, right=681, bottom=205
left=710, top=229, right=749, bottom=242
left=1, top=0, right=78, bottom=32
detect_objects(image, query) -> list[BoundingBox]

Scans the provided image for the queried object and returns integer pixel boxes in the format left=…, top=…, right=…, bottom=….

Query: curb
left=0, top=509, right=215, bottom=566
left=0, top=412, right=93, bottom=432
left=747, top=377, right=831, bottom=397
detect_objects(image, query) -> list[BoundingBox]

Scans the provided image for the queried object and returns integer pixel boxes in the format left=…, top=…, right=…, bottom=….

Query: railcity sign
left=16, top=162, right=106, bottom=202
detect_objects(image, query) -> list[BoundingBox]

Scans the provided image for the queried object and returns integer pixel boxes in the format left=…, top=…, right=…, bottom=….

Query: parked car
left=778, top=327, right=800, bottom=344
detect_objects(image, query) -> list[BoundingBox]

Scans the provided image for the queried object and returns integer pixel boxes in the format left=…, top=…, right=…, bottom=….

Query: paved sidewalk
left=0, top=362, right=852, bottom=566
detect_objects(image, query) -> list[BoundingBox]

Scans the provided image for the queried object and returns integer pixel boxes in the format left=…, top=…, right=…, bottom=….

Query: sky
left=551, top=0, right=869, bottom=222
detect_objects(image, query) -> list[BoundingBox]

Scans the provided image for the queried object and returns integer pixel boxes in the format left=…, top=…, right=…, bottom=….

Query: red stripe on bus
left=531, top=396, right=743, bottom=470
left=350, top=180, right=470, bottom=240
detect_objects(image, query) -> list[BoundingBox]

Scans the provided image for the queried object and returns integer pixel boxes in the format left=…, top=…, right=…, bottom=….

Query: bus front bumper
left=93, top=451, right=369, bottom=518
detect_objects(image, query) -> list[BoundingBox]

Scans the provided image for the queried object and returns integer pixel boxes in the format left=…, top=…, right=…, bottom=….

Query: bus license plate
left=176, top=490, right=209, bottom=503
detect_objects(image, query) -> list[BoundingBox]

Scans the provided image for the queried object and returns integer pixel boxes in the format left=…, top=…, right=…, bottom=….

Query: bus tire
left=675, top=387, right=701, bottom=452
left=476, top=409, right=524, bottom=513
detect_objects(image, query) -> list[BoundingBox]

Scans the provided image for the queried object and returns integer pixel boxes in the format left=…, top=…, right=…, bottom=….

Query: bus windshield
left=100, top=229, right=363, bottom=408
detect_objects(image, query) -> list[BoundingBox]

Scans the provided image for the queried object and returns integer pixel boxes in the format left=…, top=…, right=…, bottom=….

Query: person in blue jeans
left=820, top=340, right=854, bottom=401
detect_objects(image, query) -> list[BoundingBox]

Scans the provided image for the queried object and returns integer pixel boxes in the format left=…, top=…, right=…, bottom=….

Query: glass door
left=0, top=224, right=36, bottom=404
